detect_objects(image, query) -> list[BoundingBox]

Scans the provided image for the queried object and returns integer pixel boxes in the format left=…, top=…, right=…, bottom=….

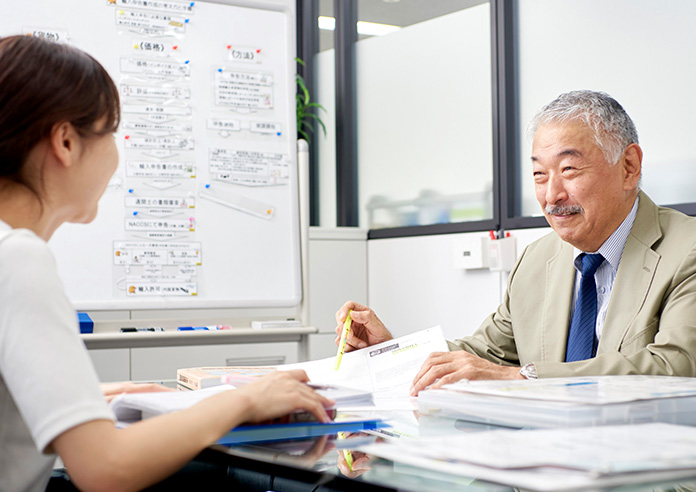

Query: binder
left=217, top=417, right=385, bottom=445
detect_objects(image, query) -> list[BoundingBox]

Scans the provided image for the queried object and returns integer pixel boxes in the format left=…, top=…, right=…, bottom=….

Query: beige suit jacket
left=449, top=192, right=696, bottom=377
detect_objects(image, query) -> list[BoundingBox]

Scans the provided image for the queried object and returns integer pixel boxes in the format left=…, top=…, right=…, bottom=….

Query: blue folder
left=217, top=417, right=385, bottom=445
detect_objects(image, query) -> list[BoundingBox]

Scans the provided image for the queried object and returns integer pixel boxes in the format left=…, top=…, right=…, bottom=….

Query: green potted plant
left=296, top=57, right=327, bottom=143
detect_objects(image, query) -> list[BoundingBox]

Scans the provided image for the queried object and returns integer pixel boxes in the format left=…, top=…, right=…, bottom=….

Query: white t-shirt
left=0, top=221, right=114, bottom=491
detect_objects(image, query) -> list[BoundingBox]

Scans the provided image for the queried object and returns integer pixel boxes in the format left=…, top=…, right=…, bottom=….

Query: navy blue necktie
left=565, top=253, right=605, bottom=362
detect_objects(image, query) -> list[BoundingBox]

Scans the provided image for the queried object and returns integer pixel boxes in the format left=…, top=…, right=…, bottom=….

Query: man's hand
left=335, top=432, right=375, bottom=479
left=334, top=301, right=393, bottom=352
left=410, top=351, right=523, bottom=396
left=336, top=448, right=374, bottom=478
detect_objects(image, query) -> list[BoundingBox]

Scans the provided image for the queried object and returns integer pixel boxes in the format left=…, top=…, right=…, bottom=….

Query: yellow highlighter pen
left=337, top=431, right=354, bottom=471
left=335, top=309, right=352, bottom=371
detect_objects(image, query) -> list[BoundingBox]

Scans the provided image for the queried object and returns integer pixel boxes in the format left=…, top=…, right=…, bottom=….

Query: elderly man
left=336, top=90, right=696, bottom=394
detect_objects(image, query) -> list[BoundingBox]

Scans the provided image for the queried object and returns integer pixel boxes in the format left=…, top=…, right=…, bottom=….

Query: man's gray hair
left=528, top=90, right=639, bottom=165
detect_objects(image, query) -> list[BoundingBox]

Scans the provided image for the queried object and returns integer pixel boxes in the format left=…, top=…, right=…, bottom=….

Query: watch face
left=521, top=363, right=538, bottom=379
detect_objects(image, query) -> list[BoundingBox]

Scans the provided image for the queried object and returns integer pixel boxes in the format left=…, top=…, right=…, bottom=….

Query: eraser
left=77, top=312, right=93, bottom=334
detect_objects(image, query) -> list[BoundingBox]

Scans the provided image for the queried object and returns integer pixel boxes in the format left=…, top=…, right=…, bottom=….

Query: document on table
left=359, top=422, right=696, bottom=491
left=282, top=326, right=448, bottom=408
left=109, top=383, right=372, bottom=420
left=418, top=375, right=696, bottom=428
left=110, top=384, right=235, bottom=422
left=441, top=375, right=696, bottom=404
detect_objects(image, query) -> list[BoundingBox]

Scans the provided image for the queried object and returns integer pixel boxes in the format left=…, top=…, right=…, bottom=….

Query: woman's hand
left=236, top=370, right=335, bottom=424
left=100, top=381, right=175, bottom=403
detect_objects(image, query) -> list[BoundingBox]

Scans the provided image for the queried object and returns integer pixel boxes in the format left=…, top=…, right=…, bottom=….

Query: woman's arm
left=53, top=370, right=333, bottom=492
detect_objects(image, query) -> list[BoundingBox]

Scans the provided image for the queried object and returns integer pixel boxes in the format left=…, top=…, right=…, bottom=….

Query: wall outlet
left=453, top=236, right=489, bottom=269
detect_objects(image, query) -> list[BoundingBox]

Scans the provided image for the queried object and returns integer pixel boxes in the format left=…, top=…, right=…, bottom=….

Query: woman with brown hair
left=0, top=35, right=332, bottom=491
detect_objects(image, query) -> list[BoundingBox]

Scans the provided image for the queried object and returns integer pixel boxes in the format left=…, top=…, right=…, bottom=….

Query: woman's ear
left=49, top=121, right=78, bottom=169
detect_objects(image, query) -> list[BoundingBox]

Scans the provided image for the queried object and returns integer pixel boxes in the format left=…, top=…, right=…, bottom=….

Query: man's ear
left=622, top=143, right=642, bottom=191
left=49, top=121, right=78, bottom=169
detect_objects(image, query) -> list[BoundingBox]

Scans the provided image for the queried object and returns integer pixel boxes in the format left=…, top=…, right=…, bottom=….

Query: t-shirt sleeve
left=0, top=230, right=114, bottom=453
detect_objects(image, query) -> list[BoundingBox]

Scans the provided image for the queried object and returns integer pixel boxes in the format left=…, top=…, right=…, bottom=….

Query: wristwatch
left=520, top=362, right=538, bottom=380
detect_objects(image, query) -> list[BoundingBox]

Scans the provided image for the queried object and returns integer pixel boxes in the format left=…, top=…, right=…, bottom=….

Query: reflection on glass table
left=209, top=410, right=696, bottom=492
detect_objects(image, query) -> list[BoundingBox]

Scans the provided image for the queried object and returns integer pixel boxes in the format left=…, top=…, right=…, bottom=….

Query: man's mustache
left=545, top=204, right=583, bottom=215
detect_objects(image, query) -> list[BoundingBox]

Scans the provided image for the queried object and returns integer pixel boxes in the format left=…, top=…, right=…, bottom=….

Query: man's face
left=531, top=121, right=636, bottom=252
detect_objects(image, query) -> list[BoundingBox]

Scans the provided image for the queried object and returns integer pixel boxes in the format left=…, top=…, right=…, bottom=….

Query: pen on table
left=337, top=432, right=354, bottom=471
left=120, top=327, right=164, bottom=332
left=335, top=309, right=352, bottom=371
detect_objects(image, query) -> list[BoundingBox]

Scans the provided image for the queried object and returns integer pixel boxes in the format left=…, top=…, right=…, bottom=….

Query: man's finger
left=343, top=338, right=362, bottom=352
left=348, top=309, right=370, bottom=324
left=345, top=331, right=367, bottom=349
left=411, top=365, right=446, bottom=396
left=412, top=357, right=438, bottom=387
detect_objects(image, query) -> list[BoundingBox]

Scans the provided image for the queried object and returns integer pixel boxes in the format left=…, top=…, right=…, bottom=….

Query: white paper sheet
left=443, top=375, right=696, bottom=404
left=109, top=383, right=373, bottom=420
left=281, top=326, right=448, bottom=408
left=359, top=423, right=696, bottom=491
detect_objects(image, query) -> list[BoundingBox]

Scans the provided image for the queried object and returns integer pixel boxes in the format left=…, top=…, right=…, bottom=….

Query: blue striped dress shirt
left=570, top=195, right=639, bottom=339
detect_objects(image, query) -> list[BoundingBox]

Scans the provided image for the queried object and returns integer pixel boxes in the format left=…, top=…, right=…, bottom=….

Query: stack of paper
left=358, top=422, right=696, bottom=491
left=418, top=375, right=696, bottom=428
left=309, top=383, right=374, bottom=408
left=110, top=385, right=235, bottom=422
left=108, top=384, right=384, bottom=444
left=109, top=384, right=374, bottom=421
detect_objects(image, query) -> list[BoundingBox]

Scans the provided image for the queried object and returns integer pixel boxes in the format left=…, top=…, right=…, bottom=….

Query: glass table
left=198, top=410, right=696, bottom=492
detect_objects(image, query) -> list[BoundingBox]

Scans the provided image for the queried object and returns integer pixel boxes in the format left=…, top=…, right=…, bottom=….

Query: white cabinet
left=130, top=342, right=299, bottom=382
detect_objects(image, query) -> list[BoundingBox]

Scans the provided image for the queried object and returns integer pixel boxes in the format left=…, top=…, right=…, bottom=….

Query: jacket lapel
left=599, top=192, right=662, bottom=353
left=541, top=241, right=576, bottom=361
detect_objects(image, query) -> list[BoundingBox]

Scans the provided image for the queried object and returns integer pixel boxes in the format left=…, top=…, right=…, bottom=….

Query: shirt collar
left=573, top=195, right=639, bottom=273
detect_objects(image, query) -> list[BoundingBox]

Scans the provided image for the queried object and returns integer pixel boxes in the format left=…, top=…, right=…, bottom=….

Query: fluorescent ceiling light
left=318, top=16, right=336, bottom=31
left=317, top=16, right=401, bottom=37
left=357, top=20, right=401, bottom=36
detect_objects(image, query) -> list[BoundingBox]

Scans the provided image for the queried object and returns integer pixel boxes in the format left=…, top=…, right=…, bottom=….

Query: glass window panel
left=315, top=0, right=337, bottom=227
left=356, top=1, right=494, bottom=229
left=516, top=0, right=696, bottom=217
left=318, top=0, right=334, bottom=52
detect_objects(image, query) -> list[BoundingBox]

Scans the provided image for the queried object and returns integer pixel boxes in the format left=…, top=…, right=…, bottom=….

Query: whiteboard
left=1, top=0, right=301, bottom=310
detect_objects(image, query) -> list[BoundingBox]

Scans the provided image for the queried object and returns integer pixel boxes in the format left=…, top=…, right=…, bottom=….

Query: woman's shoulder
left=0, top=226, right=55, bottom=275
